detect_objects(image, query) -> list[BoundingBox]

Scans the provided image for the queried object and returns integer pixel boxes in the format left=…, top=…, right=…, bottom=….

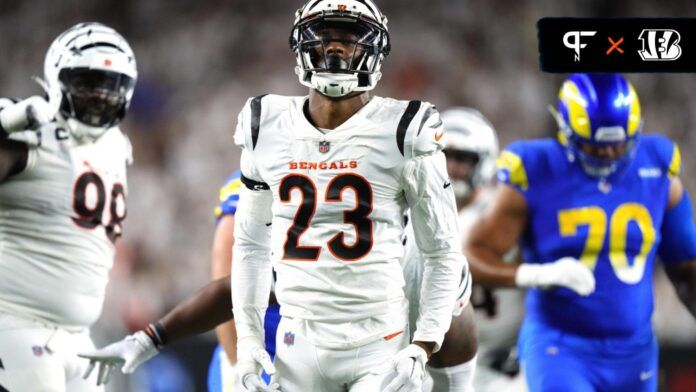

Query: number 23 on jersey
left=280, top=173, right=373, bottom=262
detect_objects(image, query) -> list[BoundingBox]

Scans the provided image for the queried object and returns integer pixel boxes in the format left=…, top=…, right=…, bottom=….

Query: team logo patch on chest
left=318, top=141, right=331, bottom=153
left=32, top=345, right=44, bottom=356
left=283, top=332, right=295, bottom=346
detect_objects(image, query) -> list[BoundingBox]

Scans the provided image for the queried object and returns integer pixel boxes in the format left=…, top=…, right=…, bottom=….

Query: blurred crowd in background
left=2, top=0, right=696, bottom=390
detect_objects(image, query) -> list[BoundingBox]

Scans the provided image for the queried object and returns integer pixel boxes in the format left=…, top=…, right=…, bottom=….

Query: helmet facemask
left=439, top=107, right=499, bottom=203
left=291, top=12, right=390, bottom=98
left=59, top=68, right=135, bottom=130
left=569, top=132, right=639, bottom=179
left=555, top=105, right=641, bottom=180
left=444, top=149, right=483, bottom=202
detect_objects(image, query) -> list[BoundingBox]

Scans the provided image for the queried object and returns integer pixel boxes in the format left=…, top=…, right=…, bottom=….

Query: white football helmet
left=44, top=22, right=137, bottom=141
left=441, top=107, right=499, bottom=200
left=290, top=0, right=390, bottom=98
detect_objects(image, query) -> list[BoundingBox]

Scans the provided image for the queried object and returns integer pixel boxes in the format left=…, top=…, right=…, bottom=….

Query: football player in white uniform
left=412, top=108, right=525, bottom=392
left=0, top=22, right=136, bottom=391
left=401, top=108, right=524, bottom=392
left=79, top=1, right=465, bottom=391
left=231, top=0, right=464, bottom=390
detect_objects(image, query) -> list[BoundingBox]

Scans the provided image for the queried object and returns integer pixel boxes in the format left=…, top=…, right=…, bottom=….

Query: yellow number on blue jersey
left=558, top=203, right=656, bottom=284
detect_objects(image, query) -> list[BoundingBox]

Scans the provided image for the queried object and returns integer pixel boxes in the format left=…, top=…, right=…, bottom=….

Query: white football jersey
left=0, top=121, right=130, bottom=329
left=233, top=94, right=464, bottom=349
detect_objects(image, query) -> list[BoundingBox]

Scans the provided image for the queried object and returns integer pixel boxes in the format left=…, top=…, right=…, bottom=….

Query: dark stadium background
left=1, top=1, right=695, bottom=390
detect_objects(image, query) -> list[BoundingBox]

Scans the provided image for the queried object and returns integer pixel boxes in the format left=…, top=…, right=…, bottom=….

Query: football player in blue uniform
left=208, top=171, right=281, bottom=391
left=466, top=73, right=696, bottom=392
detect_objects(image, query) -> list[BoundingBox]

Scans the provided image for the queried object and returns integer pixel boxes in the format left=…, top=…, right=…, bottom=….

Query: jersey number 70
left=280, top=173, right=373, bottom=262
left=558, top=202, right=656, bottom=284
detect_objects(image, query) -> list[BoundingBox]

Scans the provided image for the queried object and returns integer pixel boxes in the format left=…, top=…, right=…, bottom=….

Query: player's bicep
left=667, top=176, right=684, bottom=209
left=239, top=148, right=267, bottom=186
left=234, top=141, right=272, bottom=246
left=403, top=151, right=459, bottom=252
left=236, top=183, right=272, bottom=226
left=467, top=183, right=527, bottom=258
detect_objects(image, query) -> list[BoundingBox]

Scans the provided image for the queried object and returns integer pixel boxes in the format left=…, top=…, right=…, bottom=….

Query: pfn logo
left=638, top=29, right=682, bottom=61
left=563, top=31, right=597, bottom=61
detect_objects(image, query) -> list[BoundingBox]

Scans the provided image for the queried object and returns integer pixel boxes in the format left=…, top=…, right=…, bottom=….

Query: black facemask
left=59, top=68, right=134, bottom=128
left=299, top=20, right=380, bottom=74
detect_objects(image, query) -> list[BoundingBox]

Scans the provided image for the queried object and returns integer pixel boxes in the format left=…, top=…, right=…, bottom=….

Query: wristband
left=144, top=322, right=168, bottom=349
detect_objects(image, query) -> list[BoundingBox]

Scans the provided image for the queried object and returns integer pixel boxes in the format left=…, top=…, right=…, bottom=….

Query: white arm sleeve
left=231, top=101, right=274, bottom=344
left=402, top=108, right=465, bottom=353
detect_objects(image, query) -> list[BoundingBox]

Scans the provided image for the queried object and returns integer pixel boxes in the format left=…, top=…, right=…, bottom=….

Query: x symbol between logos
left=606, top=37, right=624, bottom=55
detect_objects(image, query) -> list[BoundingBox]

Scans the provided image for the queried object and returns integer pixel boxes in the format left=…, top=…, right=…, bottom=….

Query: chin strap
left=60, top=115, right=110, bottom=142
left=310, top=72, right=360, bottom=98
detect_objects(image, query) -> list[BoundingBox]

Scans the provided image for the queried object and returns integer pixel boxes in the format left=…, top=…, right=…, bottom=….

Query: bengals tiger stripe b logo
left=638, top=29, right=682, bottom=61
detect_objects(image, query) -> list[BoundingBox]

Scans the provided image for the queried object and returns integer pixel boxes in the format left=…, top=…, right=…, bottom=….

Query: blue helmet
left=555, top=73, right=642, bottom=178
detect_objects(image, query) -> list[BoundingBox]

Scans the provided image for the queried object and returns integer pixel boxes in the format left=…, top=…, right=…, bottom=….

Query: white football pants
left=272, top=317, right=410, bottom=392
left=0, top=312, right=101, bottom=392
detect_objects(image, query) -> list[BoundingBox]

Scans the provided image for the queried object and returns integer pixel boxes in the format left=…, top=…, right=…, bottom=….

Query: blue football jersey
left=214, top=171, right=241, bottom=219
left=497, top=134, right=681, bottom=341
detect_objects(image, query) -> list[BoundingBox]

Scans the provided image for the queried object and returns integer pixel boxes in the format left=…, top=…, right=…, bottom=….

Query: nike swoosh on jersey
left=384, top=330, right=404, bottom=340
left=443, top=181, right=451, bottom=189
left=640, top=371, right=654, bottom=381
left=434, top=131, right=445, bottom=142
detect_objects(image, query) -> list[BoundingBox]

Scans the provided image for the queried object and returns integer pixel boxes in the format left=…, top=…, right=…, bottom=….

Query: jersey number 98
left=72, top=172, right=127, bottom=243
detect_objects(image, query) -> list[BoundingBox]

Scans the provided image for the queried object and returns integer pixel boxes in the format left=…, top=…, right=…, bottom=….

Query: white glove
left=237, top=337, right=281, bottom=392
left=78, top=331, right=159, bottom=386
left=515, top=257, right=596, bottom=296
left=376, top=344, right=428, bottom=392
left=0, top=95, right=56, bottom=132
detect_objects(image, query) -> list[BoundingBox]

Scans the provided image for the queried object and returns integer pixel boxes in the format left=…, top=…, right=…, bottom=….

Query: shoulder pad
left=232, top=94, right=298, bottom=152
left=233, top=94, right=267, bottom=151
left=496, top=141, right=530, bottom=191
left=642, top=134, right=681, bottom=178
left=496, top=139, right=563, bottom=192
left=214, top=170, right=242, bottom=218
left=669, top=143, right=681, bottom=177
left=396, top=100, right=443, bottom=159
